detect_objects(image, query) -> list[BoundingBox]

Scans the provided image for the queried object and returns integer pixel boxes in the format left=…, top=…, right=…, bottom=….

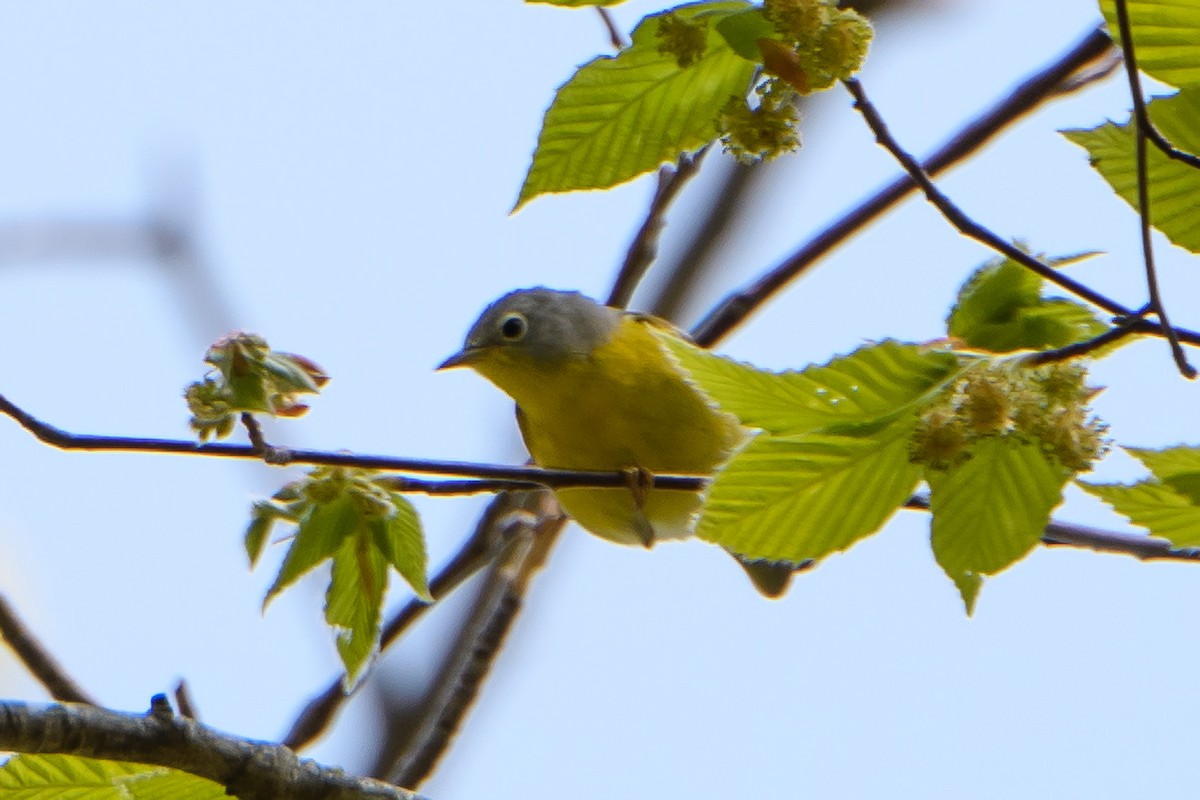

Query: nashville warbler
left=438, top=287, right=799, bottom=596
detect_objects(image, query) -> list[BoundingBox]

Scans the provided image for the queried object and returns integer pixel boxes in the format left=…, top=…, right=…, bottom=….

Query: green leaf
left=715, top=8, right=779, bottom=60
left=1080, top=445, right=1200, bottom=546
left=263, top=493, right=360, bottom=607
left=370, top=497, right=432, bottom=602
left=124, top=769, right=228, bottom=800
left=244, top=501, right=279, bottom=567
left=697, top=417, right=921, bottom=562
left=947, top=252, right=1106, bottom=353
left=515, top=1, right=756, bottom=209
left=657, top=334, right=965, bottom=435
left=1127, top=444, right=1200, bottom=501
left=1099, top=0, right=1200, bottom=88
left=1062, top=88, right=1200, bottom=253
left=0, top=754, right=150, bottom=795
left=949, top=570, right=983, bottom=616
left=1083, top=479, right=1200, bottom=546
left=0, top=755, right=225, bottom=800
left=929, top=437, right=1069, bottom=606
left=327, top=531, right=388, bottom=688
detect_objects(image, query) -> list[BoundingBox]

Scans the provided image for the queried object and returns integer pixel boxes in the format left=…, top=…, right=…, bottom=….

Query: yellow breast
left=474, top=315, right=746, bottom=545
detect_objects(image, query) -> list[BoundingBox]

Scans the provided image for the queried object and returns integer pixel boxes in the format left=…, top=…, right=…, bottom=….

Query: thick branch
left=0, top=698, right=418, bottom=800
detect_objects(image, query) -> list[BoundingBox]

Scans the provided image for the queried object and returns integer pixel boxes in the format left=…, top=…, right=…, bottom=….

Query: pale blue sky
left=0, top=2, right=1197, bottom=798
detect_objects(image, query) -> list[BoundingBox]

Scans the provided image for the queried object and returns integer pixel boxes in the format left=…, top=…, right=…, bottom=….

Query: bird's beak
left=436, top=347, right=478, bottom=371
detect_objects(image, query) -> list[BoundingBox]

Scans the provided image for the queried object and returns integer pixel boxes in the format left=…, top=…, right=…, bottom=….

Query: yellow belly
left=478, top=316, right=746, bottom=545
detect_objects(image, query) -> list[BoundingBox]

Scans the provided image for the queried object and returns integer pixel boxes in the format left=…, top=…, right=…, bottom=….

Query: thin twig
left=173, top=679, right=198, bottom=720
left=646, top=161, right=758, bottom=320
left=1108, top=5, right=1200, bottom=171
left=378, top=476, right=546, bottom=495
left=1024, top=315, right=1200, bottom=365
left=0, top=594, right=97, bottom=704
left=240, top=412, right=269, bottom=451
left=0, top=393, right=706, bottom=491
left=1113, top=0, right=1194, bottom=378
left=690, top=26, right=1118, bottom=348
left=0, top=698, right=418, bottom=800
left=843, top=77, right=1132, bottom=317
left=282, top=492, right=512, bottom=751
left=607, top=148, right=710, bottom=309
left=1141, top=114, right=1200, bottom=170
left=596, top=7, right=627, bottom=50
left=1024, top=322, right=1142, bottom=365
left=386, top=493, right=566, bottom=788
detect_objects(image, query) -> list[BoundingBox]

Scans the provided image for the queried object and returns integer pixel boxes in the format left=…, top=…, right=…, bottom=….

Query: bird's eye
left=499, top=313, right=527, bottom=341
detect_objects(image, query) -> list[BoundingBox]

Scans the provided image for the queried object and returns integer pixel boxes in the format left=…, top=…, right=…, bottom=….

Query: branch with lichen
left=0, top=698, right=420, bottom=800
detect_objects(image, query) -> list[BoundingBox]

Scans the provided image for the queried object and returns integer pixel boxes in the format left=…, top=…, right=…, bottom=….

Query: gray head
left=438, top=287, right=621, bottom=370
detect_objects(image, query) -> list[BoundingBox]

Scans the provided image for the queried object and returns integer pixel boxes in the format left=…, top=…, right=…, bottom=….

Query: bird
left=438, top=287, right=798, bottom=596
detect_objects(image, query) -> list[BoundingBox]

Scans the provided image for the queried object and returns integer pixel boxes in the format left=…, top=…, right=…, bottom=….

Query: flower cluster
left=184, top=332, right=327, bottom=441
left=911, top=361, right=1108, bottom=472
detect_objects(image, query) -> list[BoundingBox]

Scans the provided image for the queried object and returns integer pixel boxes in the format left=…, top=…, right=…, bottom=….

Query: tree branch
left=0, top=698, right=420, bottom=800
left=842, top=76, right=1134, bottom=317
left=386, top=493, right=566, bottom=788
left=905, top=496, right=1200, bottom=562
left=596, top=7, right=627, bottom=50
left=0, top=393, right=706, bottom=491
left=0, top=595, right=97, bottom=705
left=1108, top=2, right=1200, bottom=171
left=1113, top=0, right=1194, bottom=378
left=690, top=25, right=1118, bottom=348
left=607, top=148, right=709, bottom=309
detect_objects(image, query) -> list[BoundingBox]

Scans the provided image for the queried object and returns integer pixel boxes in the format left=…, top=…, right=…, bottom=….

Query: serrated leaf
left=929, top=437, right=1069, bottom=598
left=0, top=755, right=221, bottom=800
left=1081, top=479, right=1200, bottom=546
left=1084, top=481, right=1200, bottom=542
left=1099, top=0, right=1200, bottom=88
left=244, top=502, right=279, bottom=567
left=1126, top=444, right=1200, bottom=501
left=657, top=334, right=965, bottom=435
left=697, top=417, right=921, bottom=561
left=124, top=770, right=228, bottom=800
left=515, top=1, right=756, bottom=208
left=947, top=252, right=1106, bottom=353
left=0, top=754, right=153, bottom=796
left=1062, top=88, right=1200, bottom=253
left=264, top=493, right=360, bottom=607
left=369, top=498, right=432, bottom=602
left=326, top=531, right=388, bottom=688
left=1081, top=445, right=1200, bottom=546
left=949, top=570, right=983, bottom=616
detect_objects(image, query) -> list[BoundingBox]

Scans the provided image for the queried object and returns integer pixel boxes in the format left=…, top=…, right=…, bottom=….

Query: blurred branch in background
left=0, top=594, right=96, bottom=705
left=0, top=163, right=237, bottom=344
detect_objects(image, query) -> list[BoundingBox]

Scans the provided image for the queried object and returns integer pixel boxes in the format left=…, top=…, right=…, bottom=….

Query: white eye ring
left=499, top=312, right=528, bottom=341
